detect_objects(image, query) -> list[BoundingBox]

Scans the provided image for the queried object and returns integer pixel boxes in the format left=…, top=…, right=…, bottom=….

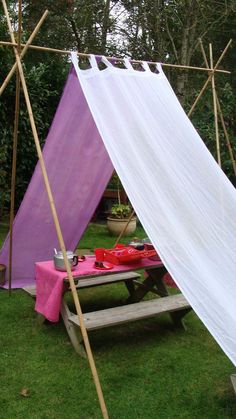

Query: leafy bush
left=184, top=81, right=236, bottom=183
left=110, top=203, right=132, bottom=219
left=0, top=58, right=69, bottom=212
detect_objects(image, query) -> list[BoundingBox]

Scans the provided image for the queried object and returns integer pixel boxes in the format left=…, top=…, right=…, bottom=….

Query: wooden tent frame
left=0, top=2, right=235, bottom=416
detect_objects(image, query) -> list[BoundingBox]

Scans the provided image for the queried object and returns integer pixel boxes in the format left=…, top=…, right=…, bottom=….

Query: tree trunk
left=176, top=1, right=198, bottom=102
left=101, top=0, right=111, bottom=51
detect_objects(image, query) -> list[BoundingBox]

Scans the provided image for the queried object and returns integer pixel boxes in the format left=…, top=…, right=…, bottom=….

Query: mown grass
left=77, top=221, right=147, bottom=251
left=0, top=222, right=236, bottom=418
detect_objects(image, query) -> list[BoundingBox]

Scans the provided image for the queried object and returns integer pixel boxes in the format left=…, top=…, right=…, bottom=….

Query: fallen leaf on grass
left=20, top=388, right=30, bottom=397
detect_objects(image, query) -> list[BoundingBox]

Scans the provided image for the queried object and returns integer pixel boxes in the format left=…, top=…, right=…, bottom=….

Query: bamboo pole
left=199, top=39, right=236, bottom=175
left=0, top=10, right=49, bottom=97
left=161, top=62, right=230, bottom=74
left=188, top=39, right=232, bottom=117
left=216, top=95, right=236, bottom=175
left=199, top=38, right=209, bottom=70
left=8, top=0, right=22, bottom=294
left=1, top=1, right=109, bottom=418
left=113, top=210, right=135, bottom=247
left=0, top=40, right=231, bottom=74
left=209, top=43, right=221, bottom=166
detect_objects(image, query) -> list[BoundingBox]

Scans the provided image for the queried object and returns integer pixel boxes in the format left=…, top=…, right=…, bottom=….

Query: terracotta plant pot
left=107, top=216, right=137, bottom=236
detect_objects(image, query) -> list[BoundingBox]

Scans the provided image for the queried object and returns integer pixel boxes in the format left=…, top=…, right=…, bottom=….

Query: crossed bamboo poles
left=0, top=2, right=234, bottom=418
left=198, top=38, right=236, bottom=174
left=1, top=2, right=109, bottom=418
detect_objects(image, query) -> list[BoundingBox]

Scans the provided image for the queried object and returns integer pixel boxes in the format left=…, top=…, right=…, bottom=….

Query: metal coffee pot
left=53, top=249, right=78, bottom=271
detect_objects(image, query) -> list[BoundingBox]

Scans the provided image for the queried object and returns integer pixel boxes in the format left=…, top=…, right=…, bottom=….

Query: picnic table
left=24, top=255, right=191, bottom=357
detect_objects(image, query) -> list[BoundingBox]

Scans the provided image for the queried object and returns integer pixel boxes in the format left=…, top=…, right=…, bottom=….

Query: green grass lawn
left=0, top=222, right=236, bottom=418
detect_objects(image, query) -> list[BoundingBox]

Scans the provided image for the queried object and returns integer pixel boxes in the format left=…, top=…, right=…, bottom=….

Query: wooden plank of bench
left=68, top=294, right=191, bottom=331
left=23, top=285, right=37, bottom=297
left=22, top=271, right=140, bottom=296
left=74, top=271, right=140, bottom=288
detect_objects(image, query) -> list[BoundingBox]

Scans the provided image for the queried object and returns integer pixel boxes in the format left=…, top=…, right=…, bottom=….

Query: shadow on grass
left=63, top=284, right=192, bottom=354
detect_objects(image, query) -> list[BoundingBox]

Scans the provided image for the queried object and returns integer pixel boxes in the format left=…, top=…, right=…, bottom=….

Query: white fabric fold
left=71, top=53, right=236, bottom=365
left=156, top=63, right=163, bottom=74
left=123, top=58, right=133, bottom=70
left=141, top=61, right=151, bottom=71
left=89, top=54, right=98, bottom=68
left=101, top=55, right=113, bottom=67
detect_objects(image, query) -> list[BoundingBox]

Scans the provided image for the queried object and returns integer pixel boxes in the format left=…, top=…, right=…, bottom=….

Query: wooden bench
left=68, top=294, right=190, bottom=331
left=24, top=267, right=191, bottom=357
left=23, top=285, right=37, bottom=297
left=70, top=271, right=141, bottom=288
left=23, top=271, right=141, bottom=297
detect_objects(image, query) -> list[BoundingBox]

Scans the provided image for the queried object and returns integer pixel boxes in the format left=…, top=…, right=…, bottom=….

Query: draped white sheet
left=71, top=53, right=236, bottom=365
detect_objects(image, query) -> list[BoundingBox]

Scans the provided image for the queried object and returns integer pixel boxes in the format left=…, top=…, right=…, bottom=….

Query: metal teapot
left=53, top=249, right=78, bottom=271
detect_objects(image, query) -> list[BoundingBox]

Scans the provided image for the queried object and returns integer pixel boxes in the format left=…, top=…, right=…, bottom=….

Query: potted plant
left=107, top=203, right=137, bottom=236
left=110, top=203, right=132, bottom=219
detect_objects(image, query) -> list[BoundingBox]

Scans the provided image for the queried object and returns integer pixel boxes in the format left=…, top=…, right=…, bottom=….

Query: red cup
left=95, top=248, right=105, bottom=262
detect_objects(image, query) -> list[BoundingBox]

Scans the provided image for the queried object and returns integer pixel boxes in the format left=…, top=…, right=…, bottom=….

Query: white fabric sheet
left=71, top=53, right=236, bottom=365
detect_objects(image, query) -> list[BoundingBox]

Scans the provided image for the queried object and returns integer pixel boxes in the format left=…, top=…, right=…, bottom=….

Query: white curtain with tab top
left=71, top=52, right=236, bottom=365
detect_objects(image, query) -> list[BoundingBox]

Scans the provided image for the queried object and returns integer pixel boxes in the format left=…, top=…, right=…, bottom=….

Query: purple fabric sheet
left=0, top=67, right=113, bottom=288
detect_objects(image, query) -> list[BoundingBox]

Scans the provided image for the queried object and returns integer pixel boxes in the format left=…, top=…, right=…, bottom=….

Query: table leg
left=36, top=313, right=46, bottom=325
left=144, top=266, right=191, bottom=330
left=60, top=297, right=86, bottom=358
left=127, top=266, right=167, bottom=303
left=146, top=267, right=169, bottom=297
left=169, top=308, right=191, bottom=330
left=125, top=279, right=135, bottom=297
left=126, top=276, right=155, bottom=303
left=230, top=374, right=236, bottom=396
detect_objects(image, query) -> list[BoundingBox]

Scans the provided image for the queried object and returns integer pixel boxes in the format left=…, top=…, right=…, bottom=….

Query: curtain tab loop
left=101, top=56, right=113, bottom=67
left=141, top=61, right=151, bottom=72
left=70, top=51, right=78, bottom=63
left=70, top=51, right=80, bottom=70
left=89, top=54, right=98, bottom=68
left=156, top=63, right=163, bottom=74
left=124, top=58, right=133, bottom=70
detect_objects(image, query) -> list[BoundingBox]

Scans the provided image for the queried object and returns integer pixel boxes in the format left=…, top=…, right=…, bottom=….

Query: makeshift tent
left=1, top=53, right=236, bottom=366
left=0, top=65, right=113, bottom=287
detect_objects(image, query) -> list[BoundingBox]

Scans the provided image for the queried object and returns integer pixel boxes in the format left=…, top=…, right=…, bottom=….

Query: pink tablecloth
left=35, top=255, right=162, bottom=322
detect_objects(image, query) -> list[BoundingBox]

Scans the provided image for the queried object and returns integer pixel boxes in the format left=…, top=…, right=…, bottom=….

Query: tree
left=119, top=0, right=235, bottom=97
left=0, top=0, right=235, bottom=215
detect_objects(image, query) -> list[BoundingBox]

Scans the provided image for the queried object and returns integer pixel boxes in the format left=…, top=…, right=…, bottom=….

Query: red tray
left=101, top=244, right=157, bottom=265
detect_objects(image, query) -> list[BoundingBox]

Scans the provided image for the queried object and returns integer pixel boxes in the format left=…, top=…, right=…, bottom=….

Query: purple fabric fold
left=0, top=67, right=113, bottom=288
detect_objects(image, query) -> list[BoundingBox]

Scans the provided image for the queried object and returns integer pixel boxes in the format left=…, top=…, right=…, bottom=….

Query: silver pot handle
left=72, top=255, right=78, bottom=266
